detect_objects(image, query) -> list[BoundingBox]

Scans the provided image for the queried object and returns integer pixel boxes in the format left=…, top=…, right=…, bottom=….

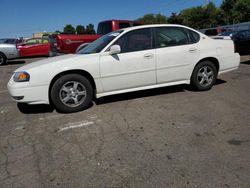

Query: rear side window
left=114, top=28, right=153, bottom=53
left=132, top=23, right=143, bottom=26
left=97, top=21, right=112, bottom=35
left=155, top=27, right=189, bottom=48
left=119, top=22, right=130, bottom=29
left=26, top=39, right=37, bottom=45
left=187, top=29, right=200, bottom=43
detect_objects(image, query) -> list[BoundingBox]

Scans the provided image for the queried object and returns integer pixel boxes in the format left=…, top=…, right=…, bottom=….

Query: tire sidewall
left=191, top=61, right=218, bottom=91
left=0, top=53, right=7, bottom=66
left=51, top=74, right=93, bottom=113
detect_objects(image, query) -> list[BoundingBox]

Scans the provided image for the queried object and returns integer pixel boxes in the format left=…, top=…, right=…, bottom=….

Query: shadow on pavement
left=241, top=60, right=250, bottom=65
left=6, top=60, right=26, bottom=65
left=17, top=102, right=94, bottom=114
left=17, top=103, right=54, bottom=114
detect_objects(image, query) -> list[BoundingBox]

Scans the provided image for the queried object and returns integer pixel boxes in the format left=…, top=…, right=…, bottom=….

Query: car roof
left=120, top=24, right=201, bottom=33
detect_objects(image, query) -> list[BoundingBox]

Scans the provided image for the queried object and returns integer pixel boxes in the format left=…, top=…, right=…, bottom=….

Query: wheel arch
left=194, top=57, right=220, bottom=73
left=0, top=51, right=7, bottom=59
left=48, top=69, right=97, bottom=104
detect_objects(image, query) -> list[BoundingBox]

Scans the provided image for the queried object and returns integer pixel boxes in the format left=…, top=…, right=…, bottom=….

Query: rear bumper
left=218, top=53, right=240, bottom=75
left=7, top=79, right=49, bottom=105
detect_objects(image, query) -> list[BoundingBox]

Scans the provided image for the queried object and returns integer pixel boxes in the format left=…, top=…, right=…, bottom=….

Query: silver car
left=0, top=44, right=20, bottom=65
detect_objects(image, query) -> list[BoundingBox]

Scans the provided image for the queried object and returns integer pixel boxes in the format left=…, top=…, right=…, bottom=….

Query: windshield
left=77, top=30, right=123, bottom=54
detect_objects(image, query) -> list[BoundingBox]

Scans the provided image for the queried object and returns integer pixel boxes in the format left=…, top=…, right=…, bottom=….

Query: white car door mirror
left=109, top=45, right=121, bottom=55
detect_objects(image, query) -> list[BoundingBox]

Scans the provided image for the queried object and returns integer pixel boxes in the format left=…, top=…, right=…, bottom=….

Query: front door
left=100, top=28, right=156, bottom=92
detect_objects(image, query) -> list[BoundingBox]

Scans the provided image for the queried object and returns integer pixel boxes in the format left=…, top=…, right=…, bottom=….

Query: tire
left=0, top=52, right=7, bottom=66
left=51, top=74, right=93, bottom=113
left=191, top=61, right=218, bottom=91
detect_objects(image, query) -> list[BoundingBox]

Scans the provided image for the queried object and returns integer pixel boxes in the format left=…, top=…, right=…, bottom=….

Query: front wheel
left=51, top=74, right=93, bottom=113
left=191, top=61, right=218, bottom=91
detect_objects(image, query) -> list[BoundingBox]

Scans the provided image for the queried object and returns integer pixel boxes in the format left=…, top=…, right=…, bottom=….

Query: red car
left=17, top=38, right=51, bottom=57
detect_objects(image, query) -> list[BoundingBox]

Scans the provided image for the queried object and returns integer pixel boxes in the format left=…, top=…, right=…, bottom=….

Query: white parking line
left=56, top=121, right=94, bottom=133
left=0, top=90, right=8, bottom=94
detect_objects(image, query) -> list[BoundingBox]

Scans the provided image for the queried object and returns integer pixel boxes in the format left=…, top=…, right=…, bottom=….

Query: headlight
left=13, top=72, right=30, bottom=82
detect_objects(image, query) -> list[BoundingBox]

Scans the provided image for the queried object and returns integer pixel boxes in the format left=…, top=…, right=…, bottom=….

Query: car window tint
left=244, top=31, right=250, bottom=39
left=114, top=28, right=153, bottom=53
left=119, top=22, right=131, bottom=29
left=188, top=30, right=200, bottom=43
left=42, top=39, right=49, bottom=43
left=155, top=27, right=189, bottom=48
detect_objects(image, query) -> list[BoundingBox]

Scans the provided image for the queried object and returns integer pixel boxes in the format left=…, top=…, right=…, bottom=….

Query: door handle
left=189, top=48, right=197, bottom=53
left=144, top=53, right=154, bottom=59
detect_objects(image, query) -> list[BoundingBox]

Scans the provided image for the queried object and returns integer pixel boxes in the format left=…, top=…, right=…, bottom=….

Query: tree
left=221, top=0, right=237, bottom=24
left=76, top=25, right=85, bottom=34
left=137, top=13, right=167, bottom=24
left=63, top=24, right=76, bottom=34
left=180, top=6, right=207, bottom=29
left=85, top=24, right=96, bottom=34
left=168, top=12, right=184, bottom=24
left=232, top=0, right=250, bottom=23
left=155, top=13, right=168, bottom=24
left=180, top=2, right=220, bottom=29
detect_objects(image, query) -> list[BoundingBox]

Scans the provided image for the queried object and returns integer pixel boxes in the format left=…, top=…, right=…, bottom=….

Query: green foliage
left=180, top=2, right=220, bottom=29
left=137, top=13, right=167, bottom=24
left=231, top=0, right=250, bottom=23
left=85, top=24, right=96, bottom=34
left=221, top=0, right=237, bottom=24
left=76, top=25, right=85, bottom=34
left=137, top=0, right=250, bottom=29
left=168, top=12, right=184, bottom=24
left=63, top=24, right=76, bottom=34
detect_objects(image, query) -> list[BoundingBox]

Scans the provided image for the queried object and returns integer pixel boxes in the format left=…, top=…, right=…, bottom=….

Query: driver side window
left=26, top=39, right=38, bottom=45
left=114, top=28, right=153, bottom=53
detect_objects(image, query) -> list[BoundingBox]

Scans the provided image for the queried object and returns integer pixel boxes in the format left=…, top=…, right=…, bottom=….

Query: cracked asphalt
left=0, top=56, right=250, bottom=187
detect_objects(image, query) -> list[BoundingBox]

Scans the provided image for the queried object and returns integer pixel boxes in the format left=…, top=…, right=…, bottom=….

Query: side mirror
left=109, top=45, right=121, bottom=55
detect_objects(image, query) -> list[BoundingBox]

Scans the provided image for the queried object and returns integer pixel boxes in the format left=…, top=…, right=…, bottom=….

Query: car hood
left=15, top=54, right=95, bottom=72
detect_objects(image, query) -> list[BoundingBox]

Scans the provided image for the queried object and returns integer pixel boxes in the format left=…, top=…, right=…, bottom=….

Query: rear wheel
left=51, top=74, right=93, bottom=113
left=191, top=61, right=218, bottom=91
left=0, top=52, right=7, bottom=66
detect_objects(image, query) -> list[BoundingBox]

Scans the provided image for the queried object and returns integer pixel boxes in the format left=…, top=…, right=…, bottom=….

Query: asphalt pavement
left=0, top=56, right=250, bottom=187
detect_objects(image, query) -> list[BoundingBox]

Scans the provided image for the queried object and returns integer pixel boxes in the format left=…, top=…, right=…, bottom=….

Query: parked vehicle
left=0, top=38, right=21, bottom=45
left=17, top=38, right=51, bottom=57
left=50, top=20, right=143, bottom=54
left=215, top=30, right=250, bottom=55
left=0, top=44, right=20, bottom=65
left=8, top=24, right=240, bottom=113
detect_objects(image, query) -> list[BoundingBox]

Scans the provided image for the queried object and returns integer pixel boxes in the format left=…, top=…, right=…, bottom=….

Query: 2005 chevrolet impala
left=8, top=25, right=240, bottom=113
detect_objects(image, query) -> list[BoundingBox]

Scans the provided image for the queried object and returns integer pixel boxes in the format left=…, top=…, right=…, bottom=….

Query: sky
left=0, top=0, right=222, bottom=38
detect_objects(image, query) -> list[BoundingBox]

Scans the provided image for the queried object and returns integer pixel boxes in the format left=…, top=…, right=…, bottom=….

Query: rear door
left=38, top=39, right=50, bottom=56
left=155, top=27, right=200, bottom=83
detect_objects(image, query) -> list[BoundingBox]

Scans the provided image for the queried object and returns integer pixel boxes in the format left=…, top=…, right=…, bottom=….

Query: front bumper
left=7, top=79, right=50, bottom=105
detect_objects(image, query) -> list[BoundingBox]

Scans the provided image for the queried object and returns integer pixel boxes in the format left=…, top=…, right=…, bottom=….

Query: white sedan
left=8, top=24, right=240, bottom=113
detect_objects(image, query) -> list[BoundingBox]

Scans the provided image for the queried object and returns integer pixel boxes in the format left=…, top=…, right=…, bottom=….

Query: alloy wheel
left=59, top=81, right=87, bottom=107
